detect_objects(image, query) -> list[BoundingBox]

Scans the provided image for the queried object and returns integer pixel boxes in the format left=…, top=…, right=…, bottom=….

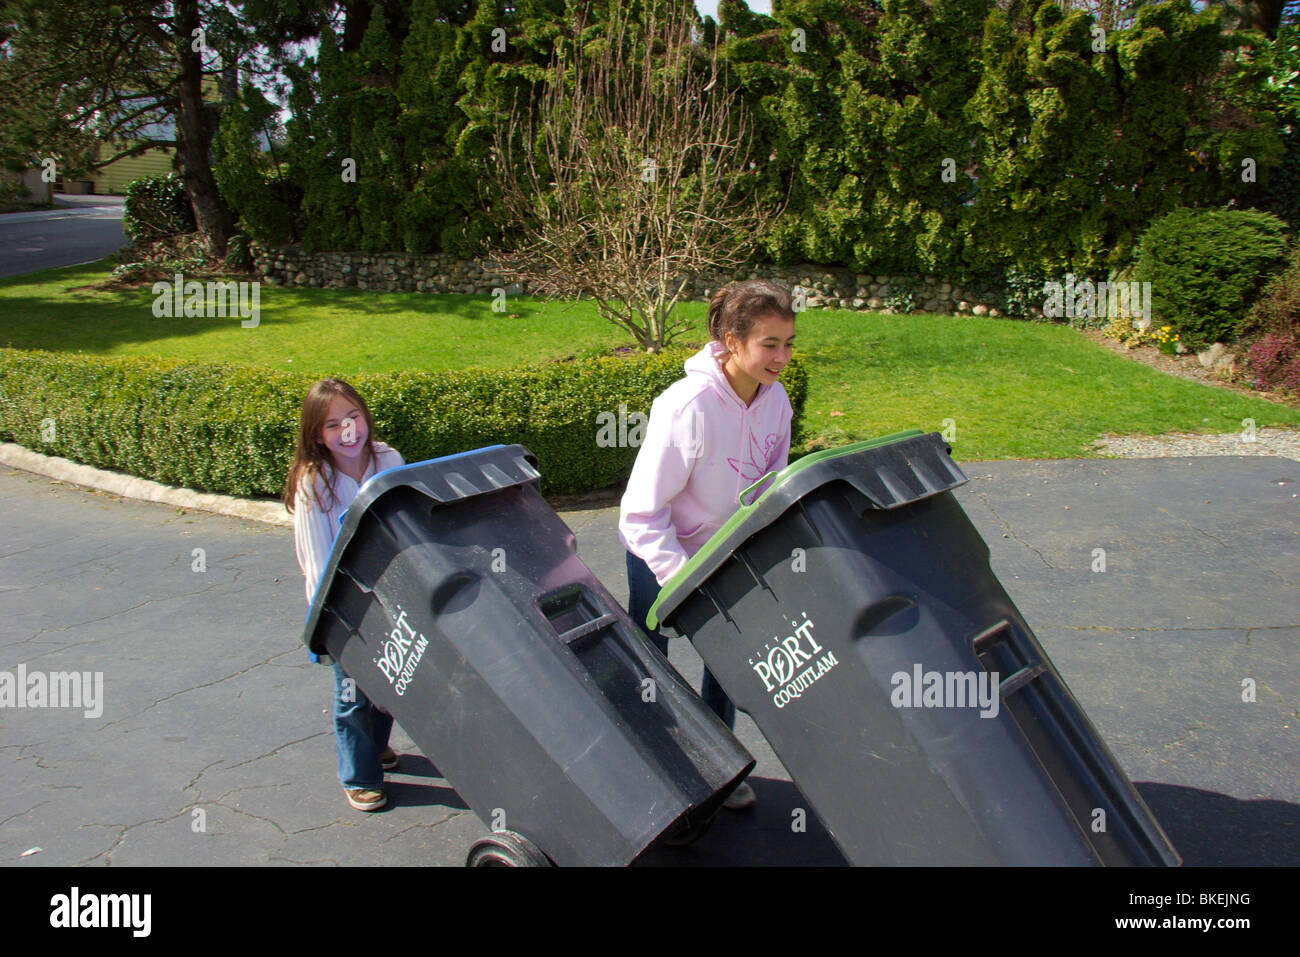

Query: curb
left=0, top=442, right=291, bottom=527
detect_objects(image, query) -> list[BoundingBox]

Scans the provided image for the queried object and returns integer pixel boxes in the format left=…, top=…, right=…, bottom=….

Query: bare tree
left=1050, top=0, right=1290, bottom=34
left=488, top=3, right=777, bottom=352
left=1043, top=0, right=1134, bottom=31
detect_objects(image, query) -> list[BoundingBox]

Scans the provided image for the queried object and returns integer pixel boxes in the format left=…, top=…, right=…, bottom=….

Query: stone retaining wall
left=249, top=242, right=1010, bottom=317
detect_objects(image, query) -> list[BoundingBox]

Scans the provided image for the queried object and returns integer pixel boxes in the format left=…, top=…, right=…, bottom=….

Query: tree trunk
left=175, top=0, right=234, bottom=256
left=341, top=0, right=375, bottom=52
left=1245, top=0, right=1284, bottom=38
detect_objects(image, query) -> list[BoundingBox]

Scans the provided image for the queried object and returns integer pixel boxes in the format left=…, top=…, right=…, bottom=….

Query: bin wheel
left=465, top=831, right=554, bottom=868
left=664, top=812, right=716, bottom=848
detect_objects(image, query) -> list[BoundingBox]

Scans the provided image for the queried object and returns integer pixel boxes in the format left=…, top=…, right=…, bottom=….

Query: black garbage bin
left=303, top=444, right=754, bottom=867
left=648, top=430, right=1181, bottom=866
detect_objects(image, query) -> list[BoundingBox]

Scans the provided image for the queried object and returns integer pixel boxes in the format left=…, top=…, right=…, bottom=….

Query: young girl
left=619, top=279, right=796, bottom=811
left=285, top=378, right=405, bottom=812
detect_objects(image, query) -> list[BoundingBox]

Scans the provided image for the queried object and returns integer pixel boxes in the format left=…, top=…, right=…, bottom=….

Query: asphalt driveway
left=0, top=453, right=1295, bottom=866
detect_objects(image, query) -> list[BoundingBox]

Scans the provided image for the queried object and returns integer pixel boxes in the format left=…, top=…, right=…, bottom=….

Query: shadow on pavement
left=636, top=777, right=848, bottom=867
left=1137, top=782, right=1300, bottom=866
left=387, top=754, right=443, bottom=779
left=382, top=779, right=471, bottom=812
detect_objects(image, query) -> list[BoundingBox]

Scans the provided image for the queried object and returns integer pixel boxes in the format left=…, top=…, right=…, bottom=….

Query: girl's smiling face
left=724, top=312, right=795, bottom=400
left=317, top=393, right=369, bottom=470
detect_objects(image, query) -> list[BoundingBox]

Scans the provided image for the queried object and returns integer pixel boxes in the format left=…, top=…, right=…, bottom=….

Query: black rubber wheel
left=663, top=811, right=716, bottom=847
left=465, top=831, right=554, bottom=867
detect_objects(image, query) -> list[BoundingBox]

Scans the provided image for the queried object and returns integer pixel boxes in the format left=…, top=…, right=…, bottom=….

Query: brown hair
left=282, top=378, right=380, bottom=514
left=707, top=279, right=796, bottom=344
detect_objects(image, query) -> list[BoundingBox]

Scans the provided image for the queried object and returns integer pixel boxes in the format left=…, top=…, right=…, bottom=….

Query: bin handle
left=737, top=471, right=777, bottom=508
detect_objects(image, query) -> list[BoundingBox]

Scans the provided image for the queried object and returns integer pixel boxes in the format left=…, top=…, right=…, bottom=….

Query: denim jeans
left=333, top=662, right=393, bottom=790
left=625, top=549, right=736, bottom=730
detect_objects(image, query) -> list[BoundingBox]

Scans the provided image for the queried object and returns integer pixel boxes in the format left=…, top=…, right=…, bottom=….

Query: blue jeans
left=333, top=662, right=393, bottom=790
left=625, top=550, right=736, bottom=730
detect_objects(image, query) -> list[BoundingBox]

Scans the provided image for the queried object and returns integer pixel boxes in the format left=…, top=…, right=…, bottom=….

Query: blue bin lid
left=302, top=444, right=540, bottom=655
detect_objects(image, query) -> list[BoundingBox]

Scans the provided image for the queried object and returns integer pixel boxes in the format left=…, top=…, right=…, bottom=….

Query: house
left=62, top=73, right=228, bottom=195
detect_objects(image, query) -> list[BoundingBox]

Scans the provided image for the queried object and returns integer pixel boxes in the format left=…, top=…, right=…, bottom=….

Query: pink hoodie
left=619, top=341, right=793, bottom=584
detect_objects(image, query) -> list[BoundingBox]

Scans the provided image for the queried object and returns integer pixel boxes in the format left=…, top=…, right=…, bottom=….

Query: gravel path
left=1075, top=329, right=1300, bottom=461
left=1092, top=427, right=1300, bottom=460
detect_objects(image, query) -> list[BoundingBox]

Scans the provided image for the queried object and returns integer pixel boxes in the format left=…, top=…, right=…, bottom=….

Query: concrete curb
left=0, top=442, right=291, bottom=527
left=8, top=432, right=1295, bottom=533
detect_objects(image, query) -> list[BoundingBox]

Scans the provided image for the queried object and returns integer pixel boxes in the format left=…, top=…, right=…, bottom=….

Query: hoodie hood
left=618, top=341, right=794, bottom=584
left=684, top=340, right=765, bottom=410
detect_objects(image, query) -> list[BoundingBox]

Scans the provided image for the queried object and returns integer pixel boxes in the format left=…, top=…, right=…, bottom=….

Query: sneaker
left=379, top=747, right=399, bottom=771
left=345, top=787, right=387, bottom=812
left=723, top=781, right=756, bottom=811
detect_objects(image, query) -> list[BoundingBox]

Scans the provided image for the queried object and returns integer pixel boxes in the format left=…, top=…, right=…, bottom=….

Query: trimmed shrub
left=123, top=173, right=196, bottom=243
left=1134, top=207, right=1292, bottom=350
left=0, top=348, right=809, bottom=497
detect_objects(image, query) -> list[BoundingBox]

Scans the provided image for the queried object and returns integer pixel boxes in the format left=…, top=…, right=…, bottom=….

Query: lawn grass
left=0, top=261, right=646, bottom=372
left=792, top=310, right=1300, bottom=459
left=3, top=260, right=1298, bottom=461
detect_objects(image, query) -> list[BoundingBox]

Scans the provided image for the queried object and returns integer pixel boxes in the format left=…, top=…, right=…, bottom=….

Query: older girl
left=619, top=280, right=796, bottom=810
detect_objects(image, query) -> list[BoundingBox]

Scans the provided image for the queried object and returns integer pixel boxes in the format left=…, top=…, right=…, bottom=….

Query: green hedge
left=1135, top=207, right=1292, bottom=350
left=0, top=348, right=808, bottom=497
left=123, top=173, right=196, bottom=244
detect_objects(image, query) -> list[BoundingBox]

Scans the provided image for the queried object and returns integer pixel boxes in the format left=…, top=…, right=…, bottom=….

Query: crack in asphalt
left=0, top=533, right=111, bottom=561
left=11, top=582, right=233, bottom=661
left=209, top=802, right=289, bottom=839
left=184, top=759, right=228, bottom=793
left=289, top=820, right=354, bottom=835
left=212, top=783, right=295, bottom=808
left=215, top=731, right=330, bottom=773
left=76, top=809, right=194, bottom=866
left=8, top=742, right=49, bottom=763
left=1159, top=723, right=1210, bottom=750
left=0, top=801, right=50, bottom=829
left=0, top=546, right=134, bottom=587
left=1156, top=506, right=1234, bottom=549
left=970, top=489, right=1055, bottom=568
left=91, top=647, right=304, bottom=733
left=379, top=810, right=468, bottom=844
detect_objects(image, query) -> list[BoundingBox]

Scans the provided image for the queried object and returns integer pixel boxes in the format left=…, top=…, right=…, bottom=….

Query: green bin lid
left=647, top=430, right=968, bottom=631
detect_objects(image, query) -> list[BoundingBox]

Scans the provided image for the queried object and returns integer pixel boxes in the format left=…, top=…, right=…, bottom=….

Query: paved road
left=1, top=455, right=1296, bottom=866
left=0, top=195, right=126, bottom=279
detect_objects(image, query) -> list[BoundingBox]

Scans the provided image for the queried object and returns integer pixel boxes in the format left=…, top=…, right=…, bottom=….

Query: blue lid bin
left=302, top=445, right=753, bottom=866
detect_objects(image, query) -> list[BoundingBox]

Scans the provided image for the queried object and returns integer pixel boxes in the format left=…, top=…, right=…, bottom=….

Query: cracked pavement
left=1, top=454, right=1296, bottom=866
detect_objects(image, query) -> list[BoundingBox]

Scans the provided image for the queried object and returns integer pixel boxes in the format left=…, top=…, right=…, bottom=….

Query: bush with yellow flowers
left=1102, top=313, right=1158, bottom=350
left=1152, top=325, right=1182, bottom=356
